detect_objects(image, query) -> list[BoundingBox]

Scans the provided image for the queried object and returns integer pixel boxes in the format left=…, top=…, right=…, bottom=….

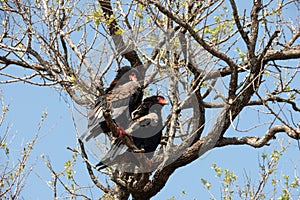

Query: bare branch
left=217, top=125, right=300, bottom=148
left=248, top=95, right=300, bottom=112
left=229, top=0, right=250, bottom=44
left=77, top=139, right=111, bottom=193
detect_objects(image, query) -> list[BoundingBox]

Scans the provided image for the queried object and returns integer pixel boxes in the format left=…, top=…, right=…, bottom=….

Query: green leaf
left=95, top=19, right=100, bottom=26
left=66, top=169, right=73, bottom=179
left=262, top=153, right=268, bottom=159
left=2, top=105, right=8, bottom=113
left=206, top=182, right=211, bottom=190
left=271, top=179, right=277, bottom=185
left=64, top=160, right=72, bottom=168
left=0, top=141, right=7, bottom=147
left=263, top=71, right=270, bottom=76
left=214, top=15, right=220, bottom=22
left=167, top=196, right=175, bottom=200
left=284, top=85, right=291, bottom=91
left=5, top=147, right=9, bottom=155
left=138, top=3, right=144, bottom=10
left=288, top=92, right=296, bottom=100
left=283, top=175, right=289, bottom=180
left=290, top=180, right=299, bottom=188
left=114, top=29, right=123, bottom=35
left=201, top=178, right=207, bottom=185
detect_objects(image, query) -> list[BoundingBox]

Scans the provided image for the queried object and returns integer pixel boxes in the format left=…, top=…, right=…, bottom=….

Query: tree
left=201, top=140, right=300, bottom=200
left=0, top=91, right=42, bottom=199
left=0, top=0, right=299, bottom=199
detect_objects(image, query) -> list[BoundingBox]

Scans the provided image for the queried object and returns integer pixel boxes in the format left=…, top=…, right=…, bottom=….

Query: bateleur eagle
left=81, top=66, right=143, bottom=142
left=96, top=95, right=168, bottom=170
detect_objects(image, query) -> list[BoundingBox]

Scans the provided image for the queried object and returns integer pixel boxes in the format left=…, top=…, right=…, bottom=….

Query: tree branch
left=265, top=45, right=300, bottom=62
left=142, top=0, right=240, bottom=70
left=248, top=95, right=300, bottom=112
left=78, top=139, right=111, bottom=193
left=98, top=0, right=143, bottom=71
left=142, top=105, right=230, bottom=198
left=0, top=56, right=47, bottom=72
left=258, top=30, right=280, bottom=62
left=249, top=0, right=262, bottom=58
left=229, top=0, right=250, bottom=44
left=216, top=125, right=300, bottom=148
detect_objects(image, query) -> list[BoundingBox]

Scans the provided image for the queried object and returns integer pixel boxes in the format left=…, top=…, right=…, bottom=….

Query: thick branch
left=249, top=0, right=262, bottom=58
left=142, top=106, right=230, bottom=198
left=265, top=45, right=300, bottom=62
left=98, top=0, right=143, bottom=70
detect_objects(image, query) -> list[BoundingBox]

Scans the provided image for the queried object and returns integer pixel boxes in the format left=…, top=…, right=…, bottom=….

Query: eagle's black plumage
left=81, top=66, right=143, bottom=142
left=96, top=95, right=168, bottom=170
left=130, top=95, right=168, bottom=159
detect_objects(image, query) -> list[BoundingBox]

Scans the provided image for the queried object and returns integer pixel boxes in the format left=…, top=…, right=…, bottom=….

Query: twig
left=78, top=139, right=111, bottom=193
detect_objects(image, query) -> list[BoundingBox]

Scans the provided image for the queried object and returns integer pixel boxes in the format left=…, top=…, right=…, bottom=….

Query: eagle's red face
left=157, top=96, right=169, bottom=105
left=129, top=72, right=137, bottom=81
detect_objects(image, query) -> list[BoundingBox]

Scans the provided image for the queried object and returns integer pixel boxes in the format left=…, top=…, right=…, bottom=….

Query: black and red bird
left=96, top=95, right=168, bottom=170
left=81, top=66, right=143, bottom=142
